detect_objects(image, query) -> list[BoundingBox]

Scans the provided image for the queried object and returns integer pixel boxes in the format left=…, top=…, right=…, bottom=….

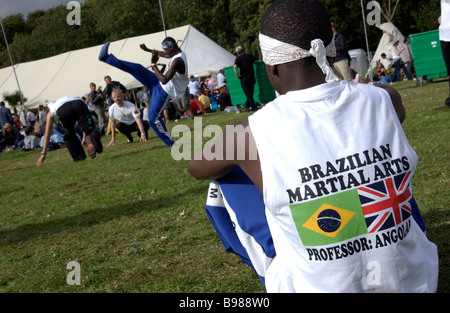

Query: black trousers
left=56, top=99, right=96, bottom=161
left=441, top=40, right=450, bottom=106
left=116, top=120, right=150, bottom=142
left=240, top=75, right=256, bottom=110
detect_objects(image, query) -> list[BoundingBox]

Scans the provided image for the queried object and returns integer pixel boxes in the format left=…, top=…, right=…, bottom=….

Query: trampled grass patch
left=0, top=80, right=448, bottom=293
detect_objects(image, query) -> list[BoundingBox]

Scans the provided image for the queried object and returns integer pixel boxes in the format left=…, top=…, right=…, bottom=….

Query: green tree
left=3, top=91, right=27, bottom=113
left=0, top=0, right=442, bottom=69
left=0, top=14, right=26, bottom=49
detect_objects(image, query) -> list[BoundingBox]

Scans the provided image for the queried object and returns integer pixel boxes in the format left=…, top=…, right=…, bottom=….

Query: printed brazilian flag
left=290, top=189, right=368, bottom=246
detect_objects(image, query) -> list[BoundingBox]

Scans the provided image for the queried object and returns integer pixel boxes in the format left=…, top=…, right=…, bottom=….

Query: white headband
left=259, top=33, right=339, bottom=82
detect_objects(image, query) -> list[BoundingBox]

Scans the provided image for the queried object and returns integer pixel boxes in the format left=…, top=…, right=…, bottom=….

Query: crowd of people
left=0, top=57, right=234, bottom=155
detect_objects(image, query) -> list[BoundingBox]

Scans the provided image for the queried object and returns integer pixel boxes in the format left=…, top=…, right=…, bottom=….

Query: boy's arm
left=188, top=118, right=263, bottom=192
left=140, top=44, right=171, bottom=58
left=151, top=57, right=185, bottom=84
left=376, top=85, right=405, bottom=123
left=37, top=113, right=55, bottom=167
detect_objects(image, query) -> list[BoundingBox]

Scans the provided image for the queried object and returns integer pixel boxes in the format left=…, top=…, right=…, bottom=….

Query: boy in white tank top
left=188, top=0, right=438, bottom=292
left=99, top=37, right=193, bottom=147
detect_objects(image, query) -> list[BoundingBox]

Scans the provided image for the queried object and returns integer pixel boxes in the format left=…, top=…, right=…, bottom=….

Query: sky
left=0, top=0, right=86, bottom=19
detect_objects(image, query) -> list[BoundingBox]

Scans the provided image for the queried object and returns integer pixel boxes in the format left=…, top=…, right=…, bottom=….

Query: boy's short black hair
left=260, top=0, right=333, bottom=49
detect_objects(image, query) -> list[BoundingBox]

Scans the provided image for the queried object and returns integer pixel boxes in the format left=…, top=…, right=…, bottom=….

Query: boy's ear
left=268, top=64, right=279, bottom=77
left=266, top=64, right=281, bottom=93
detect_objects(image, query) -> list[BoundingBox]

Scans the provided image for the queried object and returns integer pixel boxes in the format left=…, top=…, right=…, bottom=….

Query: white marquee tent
left=0, top=25, right=236, bottom=109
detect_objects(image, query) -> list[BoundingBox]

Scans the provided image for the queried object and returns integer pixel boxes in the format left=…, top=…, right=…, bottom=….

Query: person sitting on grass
left=197, top=90, right=212, bottom=113
left=189, top=94, right=207, bottom=116
left=188, top=0, right=438, bottom=293
left=2, top=123, right=24, bottom=150
left=107, top=89, right=149, bottom=147
left=23, top=125, right=41, bottom=151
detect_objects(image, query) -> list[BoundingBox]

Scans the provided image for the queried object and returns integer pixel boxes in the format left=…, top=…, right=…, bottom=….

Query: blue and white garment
left=247, top=80, right=438, bottom=292
left=205, top=167, right=275, bottom=287
left=205, top=167, right=429, bottom=291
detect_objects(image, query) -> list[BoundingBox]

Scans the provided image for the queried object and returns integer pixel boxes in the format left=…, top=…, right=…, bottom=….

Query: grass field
left=0, top=79, right=448, bottom=293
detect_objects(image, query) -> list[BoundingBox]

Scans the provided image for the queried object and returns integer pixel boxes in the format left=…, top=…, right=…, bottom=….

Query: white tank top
left=161, top=51, right=188, bottom=100
left=392, top=46, right=401, bottom=61
left=248, top=81, right=438, bottom=292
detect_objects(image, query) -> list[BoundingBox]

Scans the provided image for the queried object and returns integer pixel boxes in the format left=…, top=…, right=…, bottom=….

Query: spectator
left=26, top=108, right=36, bottom=127
left=234, top=46, right=257, bottom=111
left=2, top=123, right=24, bottom=150
left=403, top=37, right=415, bottom=78
left=331, top=22, right=352, bottom=81
left=89, top=82, right=107, bottom=134
left=197, top=90, right=211, bottom=112
left=37, top=105, right=47, bottom=134
left=23, top=126, right=41, bottom=151
left=351, top=69, right=361, bottom=83
left=189, top=94, right=207, bottom=115
left=391, top=39, right=413, bottom=82
left=0, top=101, right=13, bottom=129
left=188, top=76, right=201, bottom=97
left=207, top=73, right=216, bottom=92
left=103, top=75, right=127, bottom=106
left=217, top=86, right=232, bottom=111
left=217, top=69, right=227, bottom=88
left=437, top=2, right=450, bottom=110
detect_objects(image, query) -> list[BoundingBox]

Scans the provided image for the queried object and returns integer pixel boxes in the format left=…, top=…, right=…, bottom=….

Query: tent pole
left=159, top=0, right=167, bottom=38
left=0, top=16, right=25, bottom=107
left=361, top=0, right=373, bottom=81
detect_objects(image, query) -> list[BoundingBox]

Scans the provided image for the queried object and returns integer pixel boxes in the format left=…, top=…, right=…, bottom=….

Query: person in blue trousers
left=98, top=37, right=193, bottom=147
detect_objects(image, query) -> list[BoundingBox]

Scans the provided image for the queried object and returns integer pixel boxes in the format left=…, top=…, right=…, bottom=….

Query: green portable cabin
left=409, top=30, right=448, bottom=80
left=224, top=60, right=276, bottom=107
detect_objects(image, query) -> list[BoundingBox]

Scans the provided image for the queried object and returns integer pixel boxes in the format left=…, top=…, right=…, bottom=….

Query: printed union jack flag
left=357, top=171, right=412, bottom=233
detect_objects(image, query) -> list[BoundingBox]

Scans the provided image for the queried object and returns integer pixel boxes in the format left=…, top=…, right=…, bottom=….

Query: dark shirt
left=89, top=91, right=104, bottom=108
left=217, top=93, right=232, bottom=111
left=103, top=81, right=127, bottom=98
left=334, top=32, right=351, bottom=63
left=0, top=106, right=13, bottom=128
left=235, top=53, right=255, bottom=77
left=4, top=127, right=24, bottom=146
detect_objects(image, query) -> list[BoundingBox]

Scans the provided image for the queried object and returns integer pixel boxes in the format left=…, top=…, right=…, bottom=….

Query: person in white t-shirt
left=438, top=0, right=450, bottom=110
left=107, top=89, right=149, bottom=147
left=188, top=76, right=201, bottom=98
left=188, top=0, right=438, bottom=292
left=217, top=69, right=226, bottom=88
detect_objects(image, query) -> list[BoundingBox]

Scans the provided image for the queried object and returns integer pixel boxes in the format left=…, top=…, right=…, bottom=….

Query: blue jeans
left=104, top=54, right=173, bottom=146
left=392, top=59, right=412, bottom=82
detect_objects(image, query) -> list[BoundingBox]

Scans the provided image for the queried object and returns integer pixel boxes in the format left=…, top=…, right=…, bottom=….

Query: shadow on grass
left=0, top=185, right=206, bottom=247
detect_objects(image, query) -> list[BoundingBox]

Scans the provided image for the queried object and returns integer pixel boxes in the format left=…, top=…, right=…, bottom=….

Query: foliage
left=2, top=90, right=27, bottom=108
left=0, top=0, right=441, bottom=69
